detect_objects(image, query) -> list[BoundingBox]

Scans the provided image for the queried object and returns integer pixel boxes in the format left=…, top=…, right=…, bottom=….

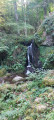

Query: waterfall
left=26, top=41, right=42, bottom=75
left=26, top=43, right=33, bottom=75
left=27, top=46, right=31, bottom=67
left=27, top=43, right=33, bottom=67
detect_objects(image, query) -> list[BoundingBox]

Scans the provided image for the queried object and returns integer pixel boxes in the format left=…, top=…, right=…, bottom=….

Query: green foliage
left=0, top=46, right=9, bottom=52
left=34, top=33, right=43, bottom=45
left=46, top=111, right=54, bottom=120
left=26, top=70, right=46, bottom=89
left=17, top=35, right=35, bottom=43
left=43, top=54, right=54, bottom=69
left=39, top=46, right=54, bottom=68
left=0, top=83, right=31, bottom=120
left=12, top=63, right=25, bottom=73
left=34, top=14, right=54, bottom=45
left=42, top=15, right=54, bottom=35
left=52, top=32, right=54, bottom=40
left=4, top=44, right=27, bottom=73
left=0, top=69, right=54, bottom=120
left=3, top=21, right=34, bottom=35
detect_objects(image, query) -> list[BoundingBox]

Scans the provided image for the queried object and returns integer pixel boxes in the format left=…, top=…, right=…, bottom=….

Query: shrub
left=43, top=54, right=54, bottom=69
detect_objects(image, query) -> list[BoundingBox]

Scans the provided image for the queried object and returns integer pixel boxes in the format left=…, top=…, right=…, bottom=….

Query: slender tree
left=13, top=0, right=19, bottom=35
left=24, top=0, right=27, bottom=37
left=14, top=0, right=18, bottom=21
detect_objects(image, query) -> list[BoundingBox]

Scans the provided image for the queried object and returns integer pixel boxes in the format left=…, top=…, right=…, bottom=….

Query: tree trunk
left=21, top=0, right=24, bottom=16
left=13, top=0, right=19, bottom=35
left=24, top=0, right=27, bottom=37
left=14, top=0, right=18, bottom=21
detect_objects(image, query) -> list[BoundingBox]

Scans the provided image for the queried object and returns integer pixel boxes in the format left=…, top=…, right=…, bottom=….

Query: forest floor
left=0, top=69, right=54, bottom=120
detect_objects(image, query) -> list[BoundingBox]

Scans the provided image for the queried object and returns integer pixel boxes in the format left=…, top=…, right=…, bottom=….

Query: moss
left=35, top=14, right=54, bottom=45
left=36, top=104, right=47, bottom=113
left=0, top=83, right=16, bottom=92
left=0, top=68, right=6, bottom=77
left=43, top=70, right=54, bottom=86
left=24, top=116, right=33, bottom=120
left=39, top=46, right=54, bottom=68
left=0, top=74, right=54, bottom=120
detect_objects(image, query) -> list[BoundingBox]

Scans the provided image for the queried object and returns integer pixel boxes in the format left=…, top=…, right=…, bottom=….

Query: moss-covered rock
left=43, top=70, right=54, bottom=86
left=0, top=83, right=16, bottom=92
left=35, top=14, right=54, bottom=46
left=36, top=104, right=47, bottom=113
left=35, top=14, right=54, bottom=69
left=0, top=68, right=6, bottom=77
left=34, top=97, right=43, bottom=104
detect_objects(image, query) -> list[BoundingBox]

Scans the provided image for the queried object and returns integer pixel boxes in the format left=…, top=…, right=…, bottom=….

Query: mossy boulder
left=0, top=68, right=6, bottom=77
left=0, top=83, right=16, bottom=92
left=12, top=76, right=24, bottom=83
left=36, top=104, right=47, bottom=113
left=43, top=70, right=54, bottom=86
left=34, top=97, right=43, bottom=104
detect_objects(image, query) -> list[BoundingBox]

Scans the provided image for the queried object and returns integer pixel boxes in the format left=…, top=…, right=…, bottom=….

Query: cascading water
left=26, top=41, right=42, bottom=75
left=27, top=43, right=33, bottom=66
left=26, top=43, right=33, bottom=75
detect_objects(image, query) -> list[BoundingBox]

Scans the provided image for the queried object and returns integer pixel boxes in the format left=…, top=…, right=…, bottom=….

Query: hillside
left=35, top=13, right=54, bottom=69
left=0, top=0, right=54, bottom=120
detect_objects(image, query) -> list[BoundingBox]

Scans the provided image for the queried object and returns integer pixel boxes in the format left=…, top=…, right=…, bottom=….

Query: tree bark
left=24, top=0, right=27, bottom=37
left=14, top=0, right=18, bottom=21
left=13, top=0, right=20, bottom=35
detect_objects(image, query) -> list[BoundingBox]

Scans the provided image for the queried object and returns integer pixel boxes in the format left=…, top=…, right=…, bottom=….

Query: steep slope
left=35, top=13, right=54, bottom=69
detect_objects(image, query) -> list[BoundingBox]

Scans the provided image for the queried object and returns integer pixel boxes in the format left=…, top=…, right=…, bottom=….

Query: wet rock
left=31, top=41, right=42, bottom=68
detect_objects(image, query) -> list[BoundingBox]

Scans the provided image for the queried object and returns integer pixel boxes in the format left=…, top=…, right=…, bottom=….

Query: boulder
left=0, top=83, right=16, bottom=92
left=34, top=97, right=43, bottom=103
left=12, top=76, right=24, bottom=83
left=42, top=35, right=53, bottom=46
left=0, top=68, right=6, bottom=77
left=36, top=104, right=47, bottom=113
left=43, top=70, right=54, bottom=86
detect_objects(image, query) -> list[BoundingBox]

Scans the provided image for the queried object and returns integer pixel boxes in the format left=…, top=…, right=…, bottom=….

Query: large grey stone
left=12, top=76, right=24, bottom=82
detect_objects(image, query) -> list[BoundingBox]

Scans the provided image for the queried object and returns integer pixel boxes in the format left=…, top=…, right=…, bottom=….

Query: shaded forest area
left=0, top=0, right=54, bottom=120
left=0, top=0, right=54, bottom=72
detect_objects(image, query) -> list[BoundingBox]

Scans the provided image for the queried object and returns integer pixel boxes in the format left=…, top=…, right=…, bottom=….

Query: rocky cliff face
left=35, top=13, right=54, bottom=46
left=31, top=41, right=42, bottom=68
left=35, top=13, right=54, bottom=69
